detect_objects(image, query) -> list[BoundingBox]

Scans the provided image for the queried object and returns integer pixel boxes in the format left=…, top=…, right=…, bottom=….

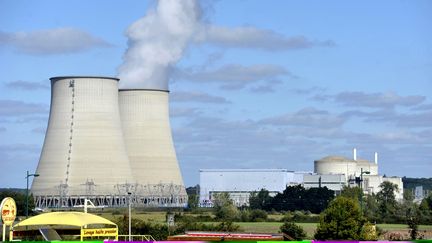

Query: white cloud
left=5, top=80, right=49, bottom=90
left=0, top=143, right=40, bottom=153
left=342, top=109, right=432, bottom=128
left=0, top=100, right=48, bottom=117
left=195, top=25, right=335, bottom=51
left=117, top=1, right=334, bottom=90
left=170, top=107, right=202, bottom=117
left=31, top=127, right=46, bottom=134
left=118, top=0, right=201, bottom=90
left=396, top=111, right=432, bottom=127
left=412, top=104, right=432, bottom=111
left=174, top=64, right=290, bottom=90
left=171, top=104, right=431, bottom=185
left=249, top=80, right=283, bottom=93
left=171, top=91, right=230, bottom=104
left=0, top=27, right=111, bottom=55
left=261, top=107, right=346, bottom=128
left=334, top=91, right=425, bottom=108
left=289, top=86, right=327, bottom=95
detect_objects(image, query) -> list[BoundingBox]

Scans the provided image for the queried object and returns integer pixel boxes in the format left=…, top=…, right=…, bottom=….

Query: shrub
left=360, top=222, right=378, bottom=240
left=314, top=197, right=366, bottom=240
left=239, top=210, right=250, bottom=222
left=280, top=211, right=319, bottom=223
left=279, top=222, right=307, bottom=240
left=175, top=213, right=215, bottom=223
left=384, top=232, right=407, bottom=241
left=213, top=192, right=240, bottom=221
left=216, top=221, right=241, bottom=232
left=249, top=209, right=268, bottom=222
left=113, top=215, right=169, bottom=240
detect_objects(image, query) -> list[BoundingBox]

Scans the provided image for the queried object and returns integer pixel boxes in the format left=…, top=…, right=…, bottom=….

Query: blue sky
left=0, top=0, right=431, bottom=188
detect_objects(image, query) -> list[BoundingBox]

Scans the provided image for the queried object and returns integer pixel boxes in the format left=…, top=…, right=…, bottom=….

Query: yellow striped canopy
left=13, top=212, right=116, bottom=228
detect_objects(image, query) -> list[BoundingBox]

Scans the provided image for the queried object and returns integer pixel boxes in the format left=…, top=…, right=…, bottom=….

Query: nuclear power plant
left=31, top=76, right=187, bottom=208
left=199, top=149, right=403, bottom=207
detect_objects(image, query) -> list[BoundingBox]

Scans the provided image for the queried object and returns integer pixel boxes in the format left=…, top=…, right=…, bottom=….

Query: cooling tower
left=119, top=89, right=187, bottom=207
left=31, top=76, right=134, bottom=208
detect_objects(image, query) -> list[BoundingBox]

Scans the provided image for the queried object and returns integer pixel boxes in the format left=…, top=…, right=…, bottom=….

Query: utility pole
left=360, top=168, right=370, bottom=213
left=128, top=192, right=132, bottom=241
left=25, top=171, right=39, bottom=218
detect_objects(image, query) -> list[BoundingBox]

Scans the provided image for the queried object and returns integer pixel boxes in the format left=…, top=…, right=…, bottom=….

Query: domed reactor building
left=31, top=76, right=187, bottom=208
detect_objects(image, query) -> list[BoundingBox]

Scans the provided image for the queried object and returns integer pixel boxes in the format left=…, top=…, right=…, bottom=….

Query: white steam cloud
left=118, top=1, right=335, bottom=90
left=118, top=0, right=201, bottom=90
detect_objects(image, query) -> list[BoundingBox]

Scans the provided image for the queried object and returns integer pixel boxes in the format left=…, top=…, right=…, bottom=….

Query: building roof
left=13, top=212, right=116, bottom=228
left=315, top=156, right=353, bottom=162
left=199, top=169, right=293, bottom=172
left=356, top=158, right=373, bottom=164
left=50, top=76, right=119, bottom=81
left=316, top=156, right=375, bottom=165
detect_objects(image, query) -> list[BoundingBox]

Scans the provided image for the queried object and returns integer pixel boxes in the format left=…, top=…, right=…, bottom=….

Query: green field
left=96, top=211, right=168, bottom=223
left=235, top=222, right=432, bottom=237
left=236, top=222, right=315, bottom=235
left=93, top=210, right=432, bottom=238
left=177, top=221, right=432, bottom=239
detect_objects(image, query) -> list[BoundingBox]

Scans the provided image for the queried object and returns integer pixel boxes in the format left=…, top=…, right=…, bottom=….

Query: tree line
left=225, top=182, right=432, bottom=225
left=248, top=185, right=335, bottom=213
left=314, top=181, right=432, bottom=240
left=402, top=177, right=432, bottom=190
left=0, top=190, right=35, bottom=216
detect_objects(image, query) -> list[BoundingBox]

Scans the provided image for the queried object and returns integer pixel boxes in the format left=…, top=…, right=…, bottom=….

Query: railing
left=118, top=235, right=156, bottom=241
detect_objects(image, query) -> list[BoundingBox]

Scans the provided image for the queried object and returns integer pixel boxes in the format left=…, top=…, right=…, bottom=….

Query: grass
left=96, top=210, right=168, bottom=223
left=377, top=224, right=432, bottom=230
left=235, top=222, right=432, bottom=239
left=236, top=222, right=316, bottom=236
left=241, top=222, right=432, bottom=233
left=95, top=210, right=432, bottom=238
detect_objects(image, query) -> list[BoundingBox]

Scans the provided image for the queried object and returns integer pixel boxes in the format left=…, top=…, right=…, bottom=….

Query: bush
left=175, top=213, right=215, bottom=222
left=216, top=221, right=241, bottom=232
left=249, top=209, right=268, bottom=222
left=279, top=222, right=307, bottom=240
left=384, top=232, right=407, bottom=241
left=113, top=215, right=169, bottom=240
left=360, top=222, right=378, bottom=240
left=176, top=217, right=219, bottom=232
left=0, top=190, right=36, bottom=216
left=314, top=197, right=366, bottom=240
left=213, top=193, right=240, bottom=221
left=113, top=213, right=242, bottom=240
left=239, top=210, right=250, bottom=222
left=280, top=211, right=319, bottom=223
left=111, top=209, right=123, bottom=215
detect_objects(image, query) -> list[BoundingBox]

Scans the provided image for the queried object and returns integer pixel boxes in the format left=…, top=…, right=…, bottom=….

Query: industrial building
left=199, top=169, right=306, bottom=207
left=309, top=149, right=403, bottom=200
left=31, top=76, right=187, bottom=208
left=199, top=149, right=403, bottom=206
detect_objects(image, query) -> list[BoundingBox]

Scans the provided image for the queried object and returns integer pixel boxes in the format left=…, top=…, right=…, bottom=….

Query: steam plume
left=118, top=0, right=201, bottom=90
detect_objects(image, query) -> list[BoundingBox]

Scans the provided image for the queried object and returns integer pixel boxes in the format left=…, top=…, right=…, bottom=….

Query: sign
left=167, top=213, right=175, bottom=227
left=82, top=228, right=118, bottom=237
left=1, top=197, right=17, bottom=226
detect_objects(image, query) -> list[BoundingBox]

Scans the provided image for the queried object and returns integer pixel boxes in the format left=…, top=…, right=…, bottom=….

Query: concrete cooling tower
left=32, top=76, right=135, bottom=208
left=31, top=76, right=187, bottom=208
left=118, top=89, right=187, bottom=207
